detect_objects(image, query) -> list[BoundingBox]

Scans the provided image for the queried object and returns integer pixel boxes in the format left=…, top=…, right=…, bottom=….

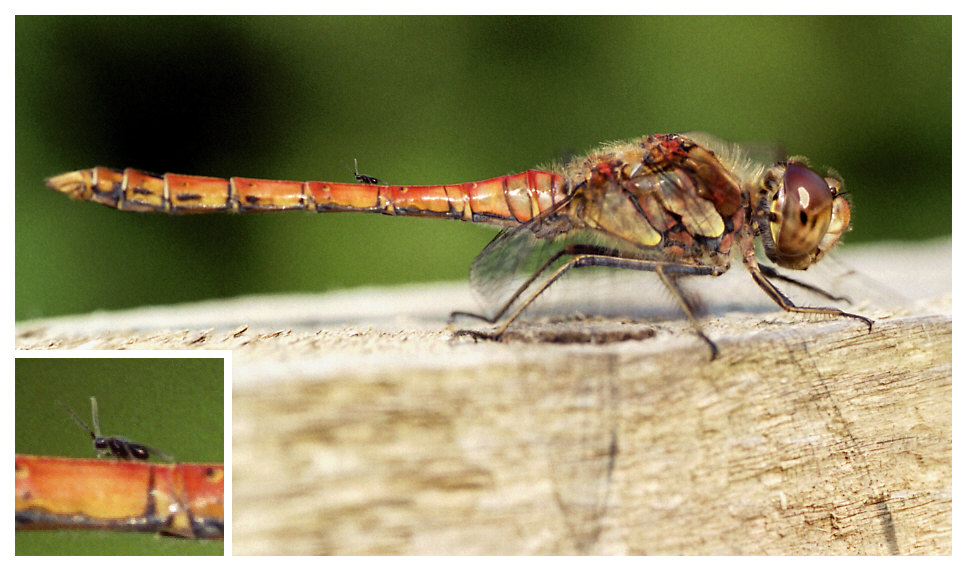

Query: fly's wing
left=140, top=442, right=174, bottom=462
left=112, top=437, right=174, bottom=462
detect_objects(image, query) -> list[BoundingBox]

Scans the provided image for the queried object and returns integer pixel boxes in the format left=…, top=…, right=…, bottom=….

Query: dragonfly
left=58, top=397, right=172, bottom=462
left=15, top=454, right=224, bottom=539
left=45, top=132, right=873, bottom=358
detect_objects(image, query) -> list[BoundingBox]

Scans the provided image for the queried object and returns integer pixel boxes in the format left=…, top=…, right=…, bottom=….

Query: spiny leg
left=653, top=266, right=718, bottom=360
left=455, top=253, right=722, bottom=358
left=748, top=265, right=874, bottom=330
left=758, top=264, right=852, bottom=304
left=450, top=243, right=622, bottom=325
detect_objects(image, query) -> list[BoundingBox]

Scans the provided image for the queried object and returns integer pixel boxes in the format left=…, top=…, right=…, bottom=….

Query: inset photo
left=15, top=354, right=227, bottom=555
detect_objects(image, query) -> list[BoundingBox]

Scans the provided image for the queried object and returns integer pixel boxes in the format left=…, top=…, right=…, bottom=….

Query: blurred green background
left=15, top=356, right=225, bottom=554
left=16, top=16, right=951, bottom=320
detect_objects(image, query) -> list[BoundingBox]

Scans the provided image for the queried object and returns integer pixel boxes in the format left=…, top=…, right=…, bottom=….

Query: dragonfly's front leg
left=743, top=251, right=874, bottom=330
left=758, top=264, right=852, bottom=304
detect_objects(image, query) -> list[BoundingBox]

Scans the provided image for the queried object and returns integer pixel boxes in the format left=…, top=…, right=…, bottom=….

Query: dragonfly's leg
left=653, top=266, right=718, bottom=360
left=449, top=248, right=571, bottom=324
left=455, top=254, right=594, bottom=341
left=758, top=264, right=852, bottom=304
left=747, top=261, right=873, bottom=331
left=449, top=244, right=622, bottom=325
left=456, top=253, right=722, bottom=358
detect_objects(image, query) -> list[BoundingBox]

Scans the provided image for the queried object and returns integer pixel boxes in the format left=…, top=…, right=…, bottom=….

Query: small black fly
left=352, top=158, right=382, bottom=185
left=58, top=397, right=172, bottom=462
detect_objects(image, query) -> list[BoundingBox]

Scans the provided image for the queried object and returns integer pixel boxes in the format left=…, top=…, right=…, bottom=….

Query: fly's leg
left=758, top=265, right=852, bottom=304
left=746, top=259, right=873, bottom=330
left=455, top=253, right=723, bottom=359
left=450, top=244, right=622, bottom=325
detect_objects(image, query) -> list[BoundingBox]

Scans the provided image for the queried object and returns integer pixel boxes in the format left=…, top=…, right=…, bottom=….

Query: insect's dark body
left=59, top=397, right=170, bottom=462
left=94, top=436, right=152, bottom=461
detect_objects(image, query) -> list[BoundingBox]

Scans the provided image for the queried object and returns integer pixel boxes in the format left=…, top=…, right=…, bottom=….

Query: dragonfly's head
left=93, top=437, right=110, bottom=452
left=758, top=161, right=851, bottom=270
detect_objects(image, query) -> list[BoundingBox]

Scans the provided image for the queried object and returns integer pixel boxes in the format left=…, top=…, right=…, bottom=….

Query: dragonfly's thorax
left=559, top=134, right=748, bottom=267
left=752, top=160, right=851, bottom=270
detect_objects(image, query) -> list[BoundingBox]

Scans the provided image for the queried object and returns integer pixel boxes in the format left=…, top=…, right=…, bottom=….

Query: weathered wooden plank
left=229, top=313, right=950, bottom=554
left=15, top=239, right=952, bottom=554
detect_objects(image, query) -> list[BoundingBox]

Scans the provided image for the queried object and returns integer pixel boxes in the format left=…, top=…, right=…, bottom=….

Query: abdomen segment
left=46, top=167, right=568, bottom=226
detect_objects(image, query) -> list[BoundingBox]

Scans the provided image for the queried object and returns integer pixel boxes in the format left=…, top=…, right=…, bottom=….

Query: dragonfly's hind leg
left=452, top=251, right=589, bottom=342
left=448, top=249, right=565, bottom=325
left=449, top=244, right=622, bottom=325
left=454, top=251, right=724, bottom=359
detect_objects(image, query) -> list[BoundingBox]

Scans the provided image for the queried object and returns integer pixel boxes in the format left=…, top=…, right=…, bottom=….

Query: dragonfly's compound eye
left=769, top=164, right=834, bottom=261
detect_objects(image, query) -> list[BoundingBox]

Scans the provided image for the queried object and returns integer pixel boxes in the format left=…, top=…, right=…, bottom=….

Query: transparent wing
left=464, top=142, right=744, bottom=324
left=466, top=196, right=676, bottom=320
left=132, top=441, right=175, bottom=462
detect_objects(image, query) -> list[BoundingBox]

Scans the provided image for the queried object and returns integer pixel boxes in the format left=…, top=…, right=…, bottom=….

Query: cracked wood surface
left=16, top=239, right=952, bottom=554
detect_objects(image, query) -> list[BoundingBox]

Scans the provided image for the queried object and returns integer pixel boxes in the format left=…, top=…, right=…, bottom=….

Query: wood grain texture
left=16, top=239, right=951, bottom=554
left=228, top=314, right=950, bottom=555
